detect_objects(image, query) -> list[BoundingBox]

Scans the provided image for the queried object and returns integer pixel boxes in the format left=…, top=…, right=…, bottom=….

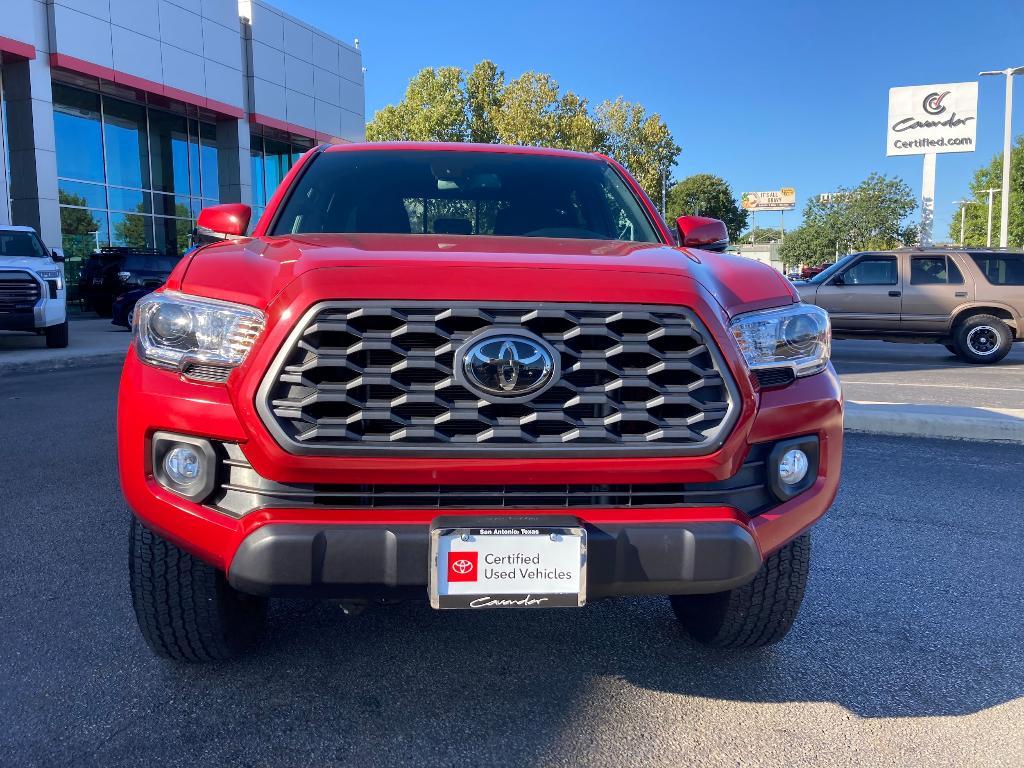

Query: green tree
left=949, top=135, right=1023, bottom=247
left=595, top=97, right=679, bottom=202
left=58, top=191, right=101, bottom=263
left=465, top=60, right=503, bottom=144
left=779, top=173, right=918, bottom=267
left=665, top=174, right=747, bottom=240
left=366, top=66, right=467, bottom=142
left=366, top=61, right=680, bottom=201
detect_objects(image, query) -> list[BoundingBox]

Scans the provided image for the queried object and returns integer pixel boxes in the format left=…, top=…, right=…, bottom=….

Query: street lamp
left=979, top=66, right=1024, bottom=248
left=976, top=187, right=1000, bottom=247
left=953, top=199, right=981, bottom=246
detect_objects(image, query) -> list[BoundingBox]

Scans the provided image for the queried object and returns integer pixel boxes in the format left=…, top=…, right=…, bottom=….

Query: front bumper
left=119, top=341, right=843, bottom=599
left=0, top=309, right=37, bottom=331
left=226, top=521, right=762, bottom=599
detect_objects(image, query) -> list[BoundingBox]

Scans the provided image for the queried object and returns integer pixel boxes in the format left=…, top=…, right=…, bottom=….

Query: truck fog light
left=778, top=449, right=809, bottom=486
left=165, top=445, right=202, bottom=485
left=152, top=432, right=217, bottom=502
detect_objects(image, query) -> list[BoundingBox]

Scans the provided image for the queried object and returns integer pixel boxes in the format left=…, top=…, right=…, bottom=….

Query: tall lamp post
left=978, top=187, right=1000, bottom=247
left=953, top=199, right=981, bottom=246
left=979, top=66, right=1024, bottom=248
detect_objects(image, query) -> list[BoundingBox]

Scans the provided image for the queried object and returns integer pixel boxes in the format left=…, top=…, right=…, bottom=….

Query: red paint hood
left=177, top=233, right=795, bottom=316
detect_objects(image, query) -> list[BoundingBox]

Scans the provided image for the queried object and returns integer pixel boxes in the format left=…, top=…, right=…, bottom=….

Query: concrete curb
left=0, top=351, right=126, bottom=375
left=845, top=401, right=1024, bottom=444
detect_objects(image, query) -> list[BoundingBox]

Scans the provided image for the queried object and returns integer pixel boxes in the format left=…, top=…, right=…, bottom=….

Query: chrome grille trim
left=256, top=301, right=740, bottom=457
left=0, top=271, right=42, bottom=310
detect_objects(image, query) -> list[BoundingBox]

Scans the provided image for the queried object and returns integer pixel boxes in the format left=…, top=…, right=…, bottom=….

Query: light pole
left=978, top=187, right=999, bottom=247
left=953, top=199, right=981, bottom=246
left=979, top=66, right=1024, bottom=248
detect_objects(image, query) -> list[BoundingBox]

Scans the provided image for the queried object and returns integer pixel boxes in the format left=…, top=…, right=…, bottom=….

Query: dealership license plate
left=429, top=522, right=586, bottom=609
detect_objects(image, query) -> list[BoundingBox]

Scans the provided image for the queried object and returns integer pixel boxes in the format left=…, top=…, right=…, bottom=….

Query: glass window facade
left=250, top=131, right=313, bottom=222
left=52, top=83, right=221, bottom=289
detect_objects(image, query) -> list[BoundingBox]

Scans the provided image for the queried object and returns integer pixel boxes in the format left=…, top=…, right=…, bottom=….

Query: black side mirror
left=831, top=273, right=845, bottom=286
left=51, top=248, right=65, bottom=263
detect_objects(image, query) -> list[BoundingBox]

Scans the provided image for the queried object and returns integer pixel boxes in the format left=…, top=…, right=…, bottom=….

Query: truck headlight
left=729, top=304, right=830, bottom=378
left=37, top=269, right=64, bottom=290
left=134, top=291, right=264, bottom=375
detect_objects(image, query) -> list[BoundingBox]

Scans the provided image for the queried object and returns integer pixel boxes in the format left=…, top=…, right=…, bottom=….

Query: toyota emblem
left=455, top=331, right=558, bottom=402
left=451, top=559, right=474, bottom=574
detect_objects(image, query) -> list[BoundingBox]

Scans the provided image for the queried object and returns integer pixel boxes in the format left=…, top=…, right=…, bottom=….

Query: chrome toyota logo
left=456, top=331, right=558, bottom=401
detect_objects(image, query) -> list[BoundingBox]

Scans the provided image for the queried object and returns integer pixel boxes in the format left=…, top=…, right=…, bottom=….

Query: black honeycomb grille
left=257, top=302, right=738, bottom=456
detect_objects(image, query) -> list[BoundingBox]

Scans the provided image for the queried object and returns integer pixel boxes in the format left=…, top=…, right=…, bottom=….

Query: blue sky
left=279, top=0, right=1024, bottom=239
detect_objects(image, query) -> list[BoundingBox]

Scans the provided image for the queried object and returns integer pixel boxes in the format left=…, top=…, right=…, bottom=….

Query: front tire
left=45, top=319, right=69, bottom=348
left=129, top=517, right=267, bottom=661
left=954, top=314, right=1012, bottom=364
left=670, top=533, right=810, bottom=648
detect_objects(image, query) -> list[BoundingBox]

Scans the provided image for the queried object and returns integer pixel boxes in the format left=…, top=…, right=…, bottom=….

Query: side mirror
left=831, top=274, right=845, bottom=286
left=195, top=204, right=252, bottom=243
left=50, top=247, right=65, bottom=263
left=676, top=216, right=729, bottom=252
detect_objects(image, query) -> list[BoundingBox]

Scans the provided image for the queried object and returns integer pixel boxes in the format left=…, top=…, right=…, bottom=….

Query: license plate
left=429, top=520, right=586, bottom=609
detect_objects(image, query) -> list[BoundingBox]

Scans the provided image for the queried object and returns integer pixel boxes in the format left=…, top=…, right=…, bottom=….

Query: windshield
left=122, top=255, right=179, bottom=272
left=270, top=150, right=661, bottom=243
left=807, top=253, right=858, bottom=284
left=0, top=231, right=48, bottom=258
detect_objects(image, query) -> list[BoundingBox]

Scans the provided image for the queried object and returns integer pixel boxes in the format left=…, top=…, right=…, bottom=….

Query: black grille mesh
left=259, top=302, right=736, bottom=455
left=212, top=443, right=773, bottom=517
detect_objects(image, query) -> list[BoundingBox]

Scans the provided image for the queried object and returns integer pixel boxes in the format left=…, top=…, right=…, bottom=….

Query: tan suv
left=796, top=248, right=1024, bottom=364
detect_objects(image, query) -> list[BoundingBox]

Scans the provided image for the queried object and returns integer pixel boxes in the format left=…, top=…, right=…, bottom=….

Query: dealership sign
left=741, top=188, right=796, bottom=211
left=886, top=82, right=978, bottom=156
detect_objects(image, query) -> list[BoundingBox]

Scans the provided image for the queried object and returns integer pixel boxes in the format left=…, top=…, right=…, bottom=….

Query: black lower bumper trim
left=227, top=521, right=763, bottom=600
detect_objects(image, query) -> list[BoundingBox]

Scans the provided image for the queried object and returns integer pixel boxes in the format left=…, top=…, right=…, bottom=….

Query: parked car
left=796, top=248, right=1024, bottom=363
left=800, top=264, right=827, bottom=280
left=78, top=247, right=177, bottom=316
left=111, top=287, right=153, bottom=329
left=0, top=225, right=68, bottom=348
left=120, top=143, right=842, bottom=661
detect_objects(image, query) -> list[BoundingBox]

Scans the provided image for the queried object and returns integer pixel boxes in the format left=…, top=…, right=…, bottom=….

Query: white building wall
left=245, top=0, right=364, bottom=142
left=47, top=0, right=246, bottom=115
left=0, top=0, right=363, bottom=240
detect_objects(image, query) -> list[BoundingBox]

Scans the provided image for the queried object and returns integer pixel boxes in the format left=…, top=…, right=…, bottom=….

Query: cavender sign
left=886, top=82, right=978, bottom=157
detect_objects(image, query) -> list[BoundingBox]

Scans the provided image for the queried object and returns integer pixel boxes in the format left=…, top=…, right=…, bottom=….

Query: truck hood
left=177, top=233, right=796, bottom=316
left=0, top=256, right=56, bottom=273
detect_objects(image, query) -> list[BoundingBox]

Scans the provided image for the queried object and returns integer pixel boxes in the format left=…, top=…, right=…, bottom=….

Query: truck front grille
left=257, top=302, right=738, bottom=457
left=0, top=272, right=42, bottom=311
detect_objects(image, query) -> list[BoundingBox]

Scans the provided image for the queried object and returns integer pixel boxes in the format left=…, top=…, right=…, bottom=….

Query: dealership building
left=0, top=0, right=364, bottom=270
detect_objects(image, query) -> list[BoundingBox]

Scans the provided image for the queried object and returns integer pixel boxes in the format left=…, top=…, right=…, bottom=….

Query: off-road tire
left=129, top=517, right=267, bottom=661
left=45, top=319, right=69, bottom=348
left=670, top=533, right=811, bottom=648
left=953, top=313, right=1012, bottom=364
left=943, top=343, right=958, bottom=356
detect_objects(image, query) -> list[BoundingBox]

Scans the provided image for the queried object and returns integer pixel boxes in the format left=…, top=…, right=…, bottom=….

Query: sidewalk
left=0, top=317, right=129, bottom=375
left=844, top=400, right=1024, bottom=444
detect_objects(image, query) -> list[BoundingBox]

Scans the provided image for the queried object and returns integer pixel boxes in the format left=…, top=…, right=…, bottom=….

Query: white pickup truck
left=0, top=226, right=68, bottom=348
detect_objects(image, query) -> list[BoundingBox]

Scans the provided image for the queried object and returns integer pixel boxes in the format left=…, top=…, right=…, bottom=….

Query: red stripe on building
left=0, top=36, right=36, bottom=60
left=49, top=53, right=244, bottom=120
left=249, top=113, right=351, bottom=144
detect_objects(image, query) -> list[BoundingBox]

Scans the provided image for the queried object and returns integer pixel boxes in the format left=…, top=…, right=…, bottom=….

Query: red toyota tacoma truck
left=119, top=143, right=842, bottom=661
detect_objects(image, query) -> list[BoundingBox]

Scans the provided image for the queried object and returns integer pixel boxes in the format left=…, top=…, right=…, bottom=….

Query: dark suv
left=78, top=247, right=178, bottom=316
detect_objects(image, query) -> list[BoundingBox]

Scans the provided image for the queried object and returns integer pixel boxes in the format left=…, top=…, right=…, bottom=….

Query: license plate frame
left=428, top=517, right=587, bottom=610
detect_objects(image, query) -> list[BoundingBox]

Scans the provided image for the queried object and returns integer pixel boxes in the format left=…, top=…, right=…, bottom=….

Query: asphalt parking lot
left=832, top=338, right=1024, bottom=410
left=2, top=364, right=1022, bottom=767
